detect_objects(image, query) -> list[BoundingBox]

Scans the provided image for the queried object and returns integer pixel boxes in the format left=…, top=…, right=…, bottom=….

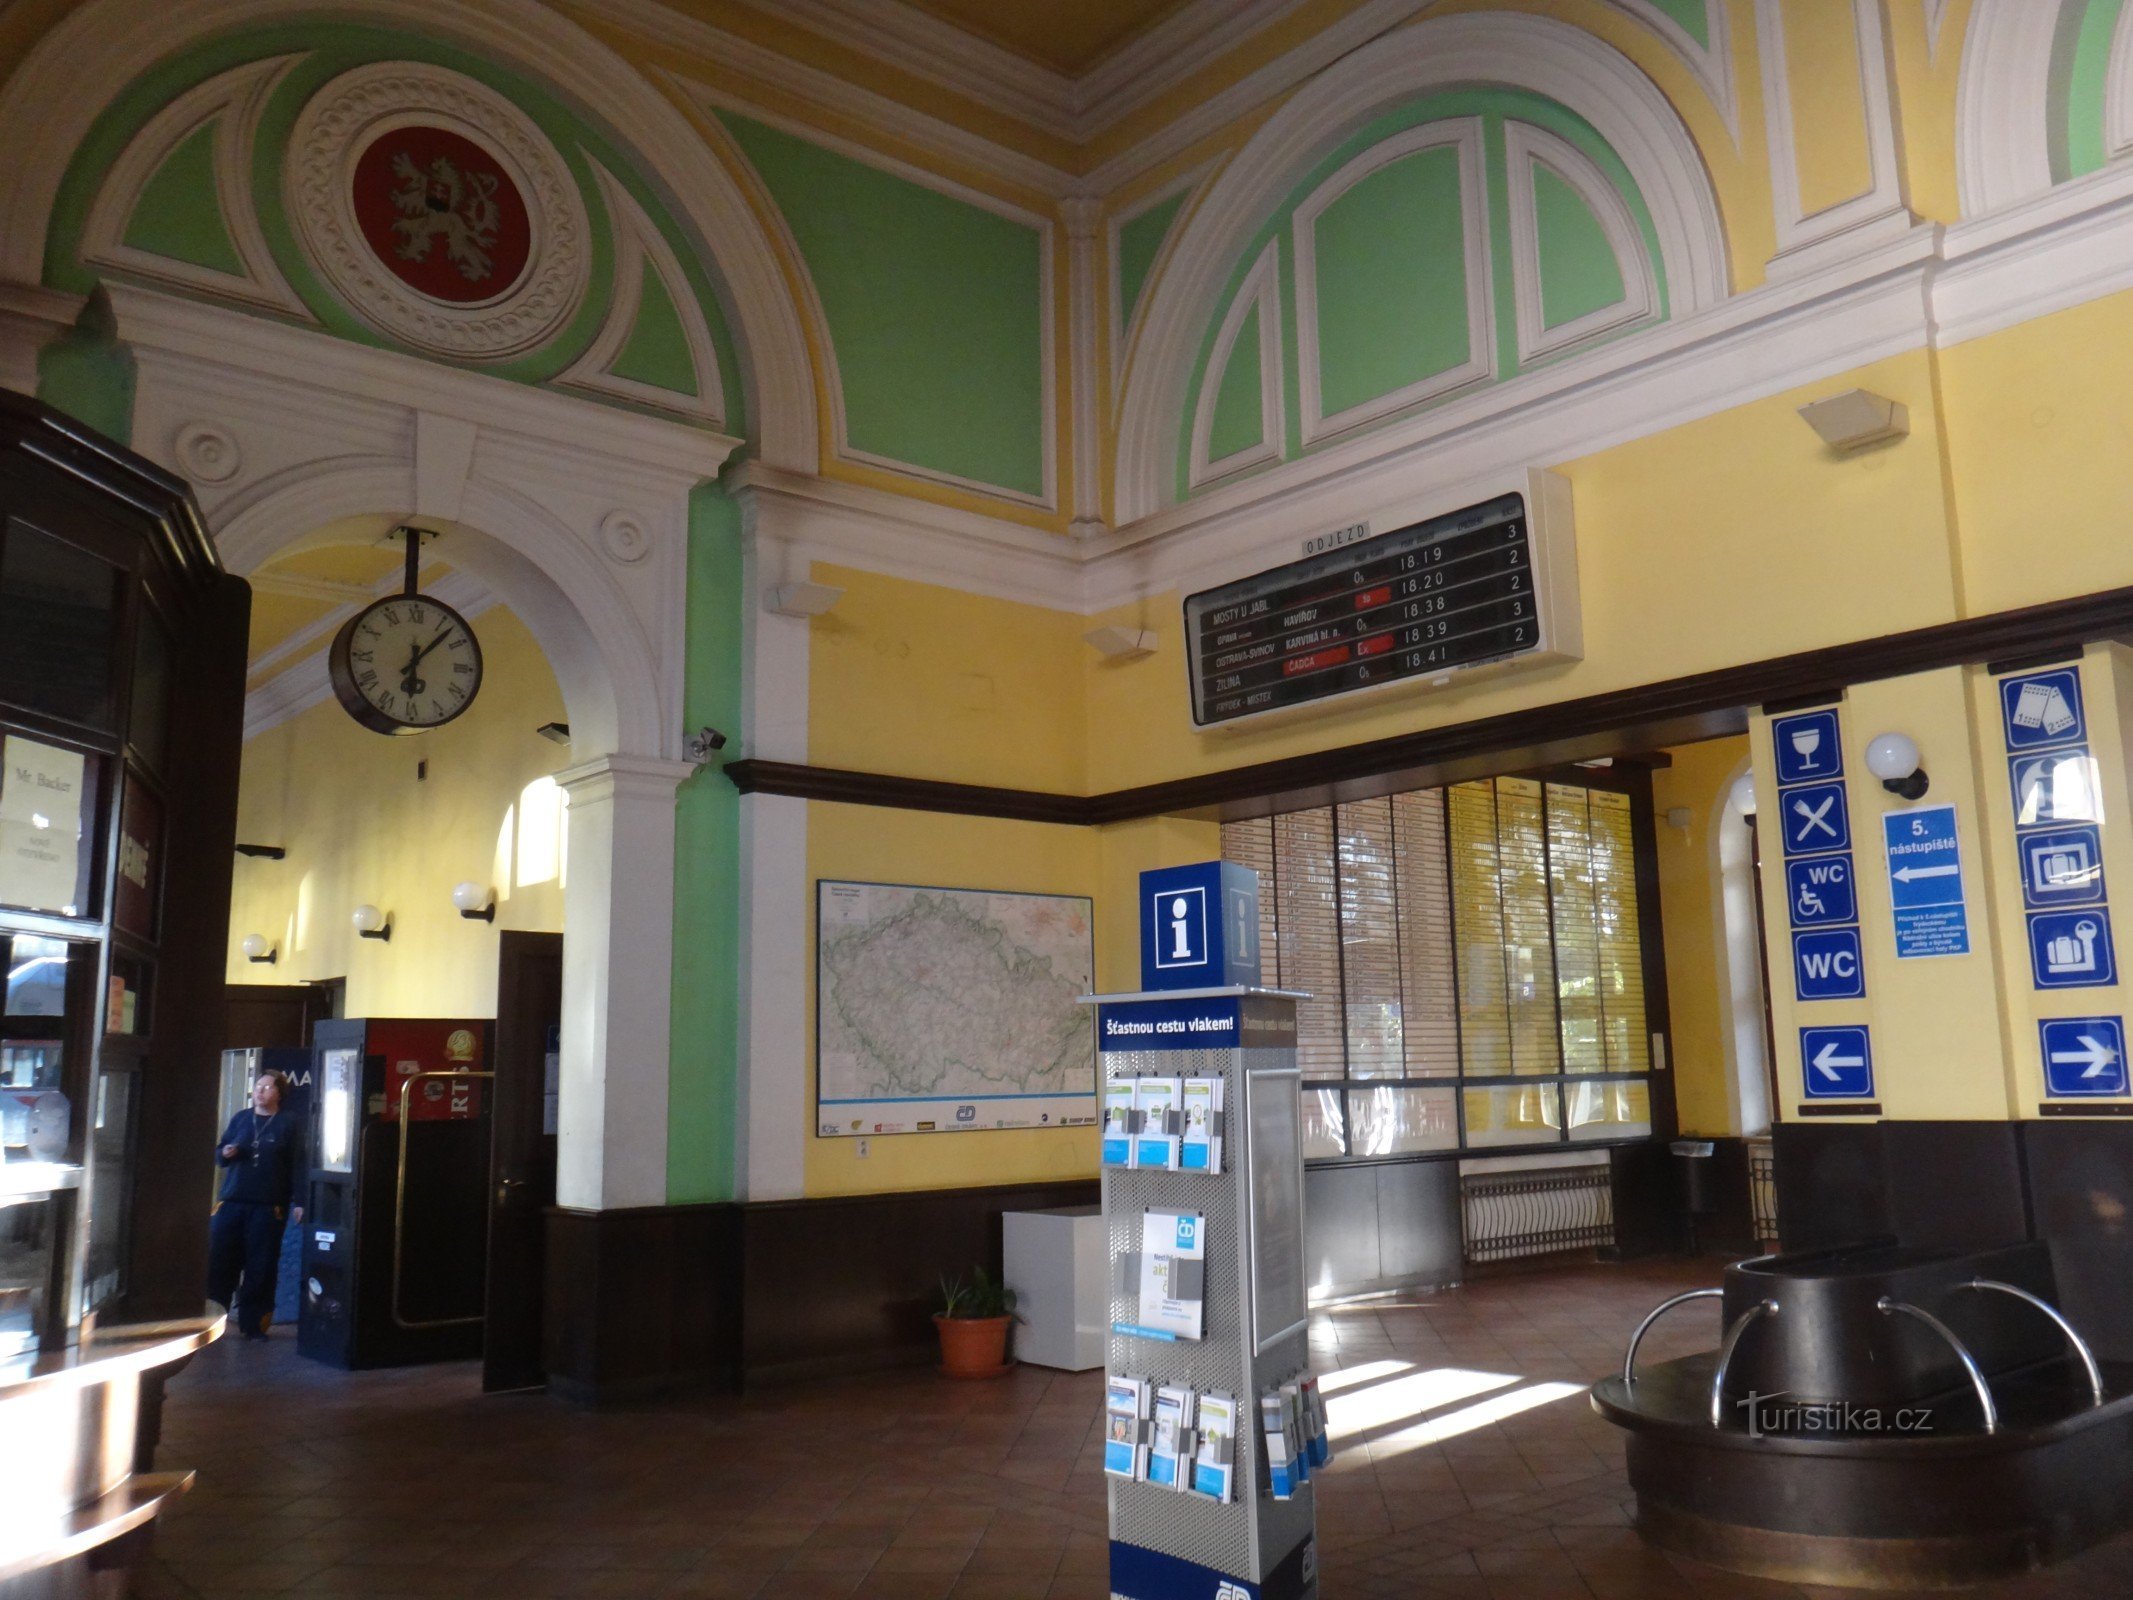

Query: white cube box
left=1003, top=1204, right=1106, bottom=1370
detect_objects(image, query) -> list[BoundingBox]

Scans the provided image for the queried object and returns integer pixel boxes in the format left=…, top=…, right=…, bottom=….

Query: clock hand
left=410, top=626, right=455, bottom=669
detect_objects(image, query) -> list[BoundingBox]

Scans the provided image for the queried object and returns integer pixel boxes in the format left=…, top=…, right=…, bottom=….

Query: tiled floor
left=138, top=1257, right=2133, bottom=1599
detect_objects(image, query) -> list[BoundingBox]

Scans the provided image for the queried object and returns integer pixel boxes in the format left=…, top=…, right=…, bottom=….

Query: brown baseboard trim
left=2038, top=1103, right=2133, bottom=1116
left=1794, top=1103, right=1882, bottom=1117
left=726, top=585, right=2133, bottom=823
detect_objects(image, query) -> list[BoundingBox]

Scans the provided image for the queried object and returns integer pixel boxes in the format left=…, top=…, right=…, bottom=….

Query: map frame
left=814, top=878, right=1099, bottom=1139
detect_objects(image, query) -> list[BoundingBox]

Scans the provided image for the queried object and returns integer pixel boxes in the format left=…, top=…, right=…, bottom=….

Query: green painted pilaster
left=666, top=480, right=745, bottom=1203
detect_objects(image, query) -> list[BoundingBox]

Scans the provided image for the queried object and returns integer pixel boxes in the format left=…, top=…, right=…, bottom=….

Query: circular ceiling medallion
left=288, top=62, right=589, bottom=360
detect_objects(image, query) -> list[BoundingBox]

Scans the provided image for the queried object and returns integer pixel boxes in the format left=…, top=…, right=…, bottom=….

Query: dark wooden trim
left=722, top=758, right=1088, bottom=825
left=726, top=584, right=2133, bottom=824
left=2038, top=1103, right=2133, bottom=1117
left=1795, top=1103, right=1883, bottom=1117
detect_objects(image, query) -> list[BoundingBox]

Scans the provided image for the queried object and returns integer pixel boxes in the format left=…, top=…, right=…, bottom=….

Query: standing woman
left=206, top=1067, right=306, bottom=1339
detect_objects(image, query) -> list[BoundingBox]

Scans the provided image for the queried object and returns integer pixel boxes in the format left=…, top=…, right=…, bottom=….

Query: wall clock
left=327, top=528, right=484, bottom=735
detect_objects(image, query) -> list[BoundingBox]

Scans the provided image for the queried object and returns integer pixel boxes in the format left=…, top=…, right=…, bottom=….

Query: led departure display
left=1184, top=492, right=1546, bottom=727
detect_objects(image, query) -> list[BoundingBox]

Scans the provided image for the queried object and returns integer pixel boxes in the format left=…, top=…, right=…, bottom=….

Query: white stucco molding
left=1112, top=10, right=1731, bottom=522
left=0, top=0, right=818, bottom=469
left=1955, top=0, right=2065, bottom=219
left=0, top=283, right=84, bottom=395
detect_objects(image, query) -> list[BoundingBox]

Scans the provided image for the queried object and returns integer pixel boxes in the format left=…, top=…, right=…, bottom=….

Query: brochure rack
left=1089, top=984, right=1319, bottom=1600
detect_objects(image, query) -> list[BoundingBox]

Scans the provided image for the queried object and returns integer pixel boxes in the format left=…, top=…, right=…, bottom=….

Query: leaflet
left=1299, top=1373, right=1333, bottom=1468
left=1137, top=1209, right=1206, bottom=1341
left=1180, top=1077, right=1222, bottom=1173
left=1101, top=1079, right=1139, bottom=1168
left=1261, top=1388, right=1306, bottom=1499
left=1148, top=1384, right=1191, bottom=1489
left=1104, top=1374, right=1150, bottom=1480
left=1191, top=1391, right=1237, bottom=1501
left=1134, top=1076, right=1181, bottom=1169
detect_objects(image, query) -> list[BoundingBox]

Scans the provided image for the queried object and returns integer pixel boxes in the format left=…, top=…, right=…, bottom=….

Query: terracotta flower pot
left=934, top=1312, right=1014, bottom=1378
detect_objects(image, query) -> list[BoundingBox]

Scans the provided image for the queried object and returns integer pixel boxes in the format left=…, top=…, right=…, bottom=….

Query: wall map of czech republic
left=817, top=881, right=1097, bottom=1136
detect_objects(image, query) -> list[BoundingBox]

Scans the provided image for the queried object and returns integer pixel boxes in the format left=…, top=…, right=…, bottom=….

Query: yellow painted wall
left=1653, top=735, right=1752, bottom=1136
left=807, top=562, right=1089, bottom=791
left=1778, top=0, right=1877, bottom=218
left=1940, top=287, right=2133, bottom=614
left=224, top=606, right=568, bottom=1019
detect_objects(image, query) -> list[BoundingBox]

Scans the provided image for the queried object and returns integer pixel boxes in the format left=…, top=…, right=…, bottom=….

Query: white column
left=556, top=752, right=695, bottom=1210
left=1061, top=196, right=1107, bottom=540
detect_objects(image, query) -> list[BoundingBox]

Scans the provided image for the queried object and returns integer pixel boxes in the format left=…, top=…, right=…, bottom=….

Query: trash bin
left=1672, top=1139, right=1717, bottom=1216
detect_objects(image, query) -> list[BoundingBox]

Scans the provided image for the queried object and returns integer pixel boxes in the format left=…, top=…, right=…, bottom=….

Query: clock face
left=328, top=594, right=484, bottom=734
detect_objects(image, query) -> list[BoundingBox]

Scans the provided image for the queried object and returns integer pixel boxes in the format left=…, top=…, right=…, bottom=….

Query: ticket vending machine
left=1090, top=862, right=1321, bottom=1600
left=297, top=1017, right=492, bottom=1368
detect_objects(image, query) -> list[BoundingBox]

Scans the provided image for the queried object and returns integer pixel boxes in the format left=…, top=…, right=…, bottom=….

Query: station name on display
left=1181, top=484, right=1578, bottom=728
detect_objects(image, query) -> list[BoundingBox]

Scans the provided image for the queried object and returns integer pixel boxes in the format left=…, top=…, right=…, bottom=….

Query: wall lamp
left=535, top=721, right=570, bottom=745
left=234, top=843, right=286, bottom=860
left=1728, top=772, right=1759, bottom=817
left=1866, top=732, right=1930, bottom=800
left=239, top=933, right=277, bottom=965
left=352, top=903, right=393, bottom=941
left=764, top=582, right=843, bottom=618
left=452, top=881, right=496, bottom=922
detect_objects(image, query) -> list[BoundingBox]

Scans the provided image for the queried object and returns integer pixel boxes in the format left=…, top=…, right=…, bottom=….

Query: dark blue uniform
left=207, top=1107, right=305, bottom=1337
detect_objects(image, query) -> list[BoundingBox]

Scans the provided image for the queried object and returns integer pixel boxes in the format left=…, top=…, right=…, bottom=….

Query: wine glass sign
left=1773, top=708, right=1843, bottom=786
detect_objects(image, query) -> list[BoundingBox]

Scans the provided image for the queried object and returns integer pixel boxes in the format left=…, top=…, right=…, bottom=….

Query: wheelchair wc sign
left=1785, top=855, right=1855, bottom=926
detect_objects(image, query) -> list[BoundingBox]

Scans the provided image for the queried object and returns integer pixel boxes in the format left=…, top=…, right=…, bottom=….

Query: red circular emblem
left=350, top=126, right=532, bottom=304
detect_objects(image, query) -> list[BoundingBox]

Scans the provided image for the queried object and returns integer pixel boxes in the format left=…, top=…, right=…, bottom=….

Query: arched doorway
left=114, top=282, right=738, bottom=1211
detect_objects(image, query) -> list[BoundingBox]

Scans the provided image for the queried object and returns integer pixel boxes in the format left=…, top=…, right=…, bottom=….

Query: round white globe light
left=1865, top=732, right=1921, bottom=781
left=351, top=903, right=384, bottom=934
left=1728, top=773, right=1758, bottom=817
left=240, top=933, right=269, bottom=960
left=451, top=881, right=489, bottom=913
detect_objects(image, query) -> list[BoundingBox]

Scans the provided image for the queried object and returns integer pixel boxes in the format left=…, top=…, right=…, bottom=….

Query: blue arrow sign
left=2021, top=825, right=2108, bottom=910
left=1780, top=780, right=1851, bottom=858
left=2040, top=1016, right=2128, bottom=1098
left=1800, top=1025, right=1874, bottom=1099
left=1785, top=854, right=1856, bottom=927
left=1773, top=709, right=1843, bottom=785
left=2028, top=910, right=2118, bottom=989
left=2000, top=668, right=2085, bottom=752
left=1794, top=927, right=1865, bottom=1000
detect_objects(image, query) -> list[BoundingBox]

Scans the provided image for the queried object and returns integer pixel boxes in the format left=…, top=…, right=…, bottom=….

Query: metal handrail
left=1879, top=1296, right=1997, bottom=1433
left=391, top=1071, right=495, bottom=1331
left=1958, top=1279, right=2104, bottom=1407
left=1621, top=1288, right=1723, bottom=1386
left=1708, top=1298, right=1779, bottom=1427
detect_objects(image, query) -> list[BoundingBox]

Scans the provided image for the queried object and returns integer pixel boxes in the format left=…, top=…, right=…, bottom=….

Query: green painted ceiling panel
left=1647, top=0, right=1710, bottom=49
left=1532, top=164, right=1625, bottom=329
left=122, top=120, right=246, bottom=276
left=1206, top=303, right=1264, bottom=463
left=1117, top=190, right=1186, bottom=339
left=609, top=260, right=700, bottom=396
left=721, top=113, right=1046, bottom=498
left=1311, top=146, right=1473, bottom=420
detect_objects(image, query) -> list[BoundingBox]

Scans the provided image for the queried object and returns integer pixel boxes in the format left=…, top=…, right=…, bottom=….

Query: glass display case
left=0, top=389, right=251, bottom=1353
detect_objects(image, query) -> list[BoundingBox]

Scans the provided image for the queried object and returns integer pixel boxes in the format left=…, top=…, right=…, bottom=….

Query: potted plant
left=934, top=1265, right=1017, bottom=1378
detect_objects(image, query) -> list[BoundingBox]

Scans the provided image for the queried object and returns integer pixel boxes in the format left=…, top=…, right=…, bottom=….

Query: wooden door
left=483, top=931, right=561, bottom=1392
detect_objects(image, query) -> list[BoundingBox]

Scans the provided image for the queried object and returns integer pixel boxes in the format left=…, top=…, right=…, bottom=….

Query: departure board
left=1185, top=491, right=1560, bottom=728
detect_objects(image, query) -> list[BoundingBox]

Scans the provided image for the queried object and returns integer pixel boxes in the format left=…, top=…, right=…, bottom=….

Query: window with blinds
left=1223, top=774, right=1656, bottom=1159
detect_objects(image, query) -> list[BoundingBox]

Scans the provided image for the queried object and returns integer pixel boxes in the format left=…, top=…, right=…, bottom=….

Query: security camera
left=685, top=726, right=729, bottom=764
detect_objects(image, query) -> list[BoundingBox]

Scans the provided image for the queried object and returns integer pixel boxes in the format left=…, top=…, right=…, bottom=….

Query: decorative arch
left=1113, top=10, right=1729, bottom=523
left=1954, top=0, right=2066, bottom=217
left=0, top=0, right=817, bottom=469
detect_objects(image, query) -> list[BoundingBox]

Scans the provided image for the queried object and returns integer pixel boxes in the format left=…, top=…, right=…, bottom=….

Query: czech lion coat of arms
left=349, top=124, right=533, bottom=305
left=389, top=150, right=502, bottom=282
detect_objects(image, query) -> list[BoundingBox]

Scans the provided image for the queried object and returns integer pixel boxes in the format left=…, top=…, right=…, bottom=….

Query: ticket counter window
left=1223, top=774, right=1655, bottom=1161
